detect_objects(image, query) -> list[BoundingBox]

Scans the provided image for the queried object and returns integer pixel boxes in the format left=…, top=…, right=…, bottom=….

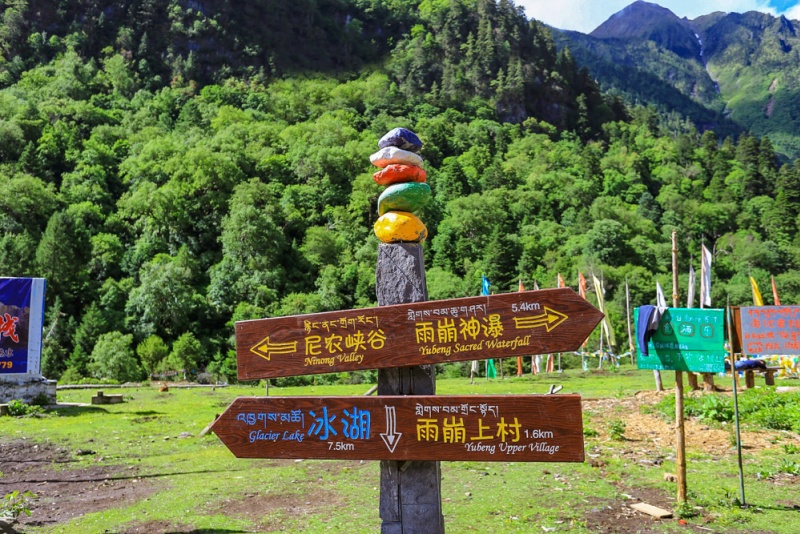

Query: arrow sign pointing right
left=236, top=288, right=605, bottom=380
left=380, top=405, right=402, bottom=453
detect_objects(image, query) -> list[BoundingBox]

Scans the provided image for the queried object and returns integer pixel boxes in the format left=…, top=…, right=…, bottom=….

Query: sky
left=517, top=0, right=800, bottom=34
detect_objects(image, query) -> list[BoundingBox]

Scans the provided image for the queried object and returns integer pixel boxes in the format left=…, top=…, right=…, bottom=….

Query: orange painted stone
left=374, top=211, right=428, bottom=243
left=372, top=164, right=427, bottom=186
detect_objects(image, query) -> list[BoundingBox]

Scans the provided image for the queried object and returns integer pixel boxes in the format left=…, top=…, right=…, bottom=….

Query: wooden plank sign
left=211, top=395, right=584, bottom=462
left=739, top=306, right=800, bottom=355
left=634, top=308, right=726, bottom=373
left=235, top=288, right=604, bottom=380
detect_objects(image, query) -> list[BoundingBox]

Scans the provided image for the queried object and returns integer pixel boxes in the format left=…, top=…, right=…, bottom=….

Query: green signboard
left=634, top=308, right=726, bottom=373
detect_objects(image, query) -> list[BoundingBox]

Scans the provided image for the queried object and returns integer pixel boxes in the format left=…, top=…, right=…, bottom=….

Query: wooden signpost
left=235, top=288, right=605, bottom=380
left=213, top=284, right=602, bottom=533
left=211, top=395, right=584, bottom=462
left=212, top=131, right=606, bottom=532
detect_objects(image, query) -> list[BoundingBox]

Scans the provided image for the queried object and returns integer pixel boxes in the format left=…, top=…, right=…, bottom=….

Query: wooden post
left=672, top=230, right=687, bottom=504
left=376, top=243, right=444, bottom=534
left=702, top=373, right=715, bottom=391
left=675, top=371, right=687, bottom=502
left=653, top=369, right=663, bottom=391
left=687, top=372, right=699, bottom=391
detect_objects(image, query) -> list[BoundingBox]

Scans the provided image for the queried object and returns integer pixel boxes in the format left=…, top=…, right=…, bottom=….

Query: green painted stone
left=378, top=182, right=432, bottom=216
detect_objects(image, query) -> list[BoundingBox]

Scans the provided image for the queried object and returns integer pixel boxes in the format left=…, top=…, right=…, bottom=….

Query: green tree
left=34, top=211, right=91, bottom=313
left=166, top=332, right=203, bottom=379
left=125, top=250, right=201, bottom=340
left=66, top=302, right=108, bottom=377
left=88, top=331, right=143, bottom=382
left=136, top=335, right=169, bottom=377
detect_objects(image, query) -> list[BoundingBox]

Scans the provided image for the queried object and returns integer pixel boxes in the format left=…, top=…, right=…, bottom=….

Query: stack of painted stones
left=370, top=128, right=431, bottom=243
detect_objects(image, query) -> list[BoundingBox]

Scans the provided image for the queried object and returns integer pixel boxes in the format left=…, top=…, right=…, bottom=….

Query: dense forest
left=1, top=0, right=798, bottom=384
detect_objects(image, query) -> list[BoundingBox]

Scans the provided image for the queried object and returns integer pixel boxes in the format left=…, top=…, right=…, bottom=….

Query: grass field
left=2, top=363, right=799, bottom=533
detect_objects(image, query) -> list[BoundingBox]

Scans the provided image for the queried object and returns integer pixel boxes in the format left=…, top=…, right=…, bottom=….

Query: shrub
left=59, top=367, right=84, bottom=384
left=1, top=489, right=36, bottom=519
left=5, top=400, right=40, bottom=417
left=196, top=372, right=215, bottom=384
left=607, top=418, right=626, bottom=440
left=697, top=395, right=734, bottom=423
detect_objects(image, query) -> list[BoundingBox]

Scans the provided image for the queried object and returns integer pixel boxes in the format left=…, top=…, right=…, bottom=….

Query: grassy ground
left=2, top=363, right=799, bottom=533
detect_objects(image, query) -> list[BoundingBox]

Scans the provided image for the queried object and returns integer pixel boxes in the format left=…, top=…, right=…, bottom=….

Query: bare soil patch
left=584, top=486, right=674, bottom=533
left=0, top=440, right=163, bottom=529
left=582, top=388, right=799, bottom=531
left=584, top=389, right=788, bottom=457
left=208, top=487, right=343, bottom=532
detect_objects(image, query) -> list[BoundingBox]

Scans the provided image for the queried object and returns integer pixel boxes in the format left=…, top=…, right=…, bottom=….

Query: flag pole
left=672, top=230, right=687, bottom=504
left=771, top=275, right=780, bottom=305
left=727, top=301, right=746, bottom=507
left=625, top=277, right=634, bottom=365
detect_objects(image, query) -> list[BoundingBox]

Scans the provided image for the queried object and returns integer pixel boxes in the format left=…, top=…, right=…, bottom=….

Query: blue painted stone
left=378, top=128, right=423, bottom=153
left=378, top=182, right=431, bottom=216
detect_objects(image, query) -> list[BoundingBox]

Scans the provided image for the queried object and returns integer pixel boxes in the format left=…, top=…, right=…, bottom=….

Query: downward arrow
left=380, top=405, right=402, bottom=453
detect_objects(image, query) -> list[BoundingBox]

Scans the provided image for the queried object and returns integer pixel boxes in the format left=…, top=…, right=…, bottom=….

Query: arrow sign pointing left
left=212, top=395, right=584, bottom=462
left=236, top=288, right=604, bottom=380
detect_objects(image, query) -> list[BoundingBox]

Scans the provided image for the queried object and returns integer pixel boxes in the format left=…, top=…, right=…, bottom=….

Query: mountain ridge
left=553, top=1, right=800, bottom=157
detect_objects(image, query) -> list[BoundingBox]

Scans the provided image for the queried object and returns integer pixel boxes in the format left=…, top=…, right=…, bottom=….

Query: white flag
left=700, top=244, right=712, bottom=307
left=687, top=266, right=696, bottom=308
left=656, top=281, right=667, bottom=309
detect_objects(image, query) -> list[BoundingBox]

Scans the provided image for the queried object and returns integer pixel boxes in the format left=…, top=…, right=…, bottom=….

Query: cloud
left=785, top=3, right=800, bottom=17
left=518, top=0, right=786, bottom=33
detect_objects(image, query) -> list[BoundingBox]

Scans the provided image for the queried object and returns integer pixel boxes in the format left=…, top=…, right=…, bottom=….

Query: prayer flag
left=486, top=358, right=497, bottom=379
left=578, top=272, right=587, bottom=300
left=700, top=244, right=712, bottom=307
left=517, top=279, right=525, bottom=375
left=750, top=276, right=764, bottom=306
left=579, top=272, right=588, bottom=349
left=481, top=276, right=494, bottom=376
left=656, top=281, right=667, bottom=308
left=592, top=275, right=616, bottom=347
left=772, top=276, right=781, bottom=305
left=687, top=266, right=696, bottom=308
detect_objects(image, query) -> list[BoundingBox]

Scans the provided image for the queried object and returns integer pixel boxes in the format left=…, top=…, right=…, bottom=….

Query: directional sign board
left=740, top=306, right=800, bottom=355
left=211, top=395, right=584, bottom=462
left=235, top=288, right=604, bottom=380
left=635, top=308, right=726, bottom=373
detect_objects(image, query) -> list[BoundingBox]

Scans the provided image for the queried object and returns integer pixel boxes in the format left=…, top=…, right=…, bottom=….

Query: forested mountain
left=554, top=1, right=800, bottom=158
left=0, top=0, right=797, bottom=384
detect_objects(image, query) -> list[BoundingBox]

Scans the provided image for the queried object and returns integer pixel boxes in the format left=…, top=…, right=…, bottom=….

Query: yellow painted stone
left=374, top=211, right=428, bottom=243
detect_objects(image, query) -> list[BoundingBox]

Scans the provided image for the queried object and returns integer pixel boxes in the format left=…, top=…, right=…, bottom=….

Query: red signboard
left=235, top=288, right=604, bottom=380
left=211, top=395, right=584, bottom=463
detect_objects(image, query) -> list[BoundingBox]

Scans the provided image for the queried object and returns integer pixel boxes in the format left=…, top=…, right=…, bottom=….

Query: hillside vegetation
left=0, top=0, right=798, bottom=384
